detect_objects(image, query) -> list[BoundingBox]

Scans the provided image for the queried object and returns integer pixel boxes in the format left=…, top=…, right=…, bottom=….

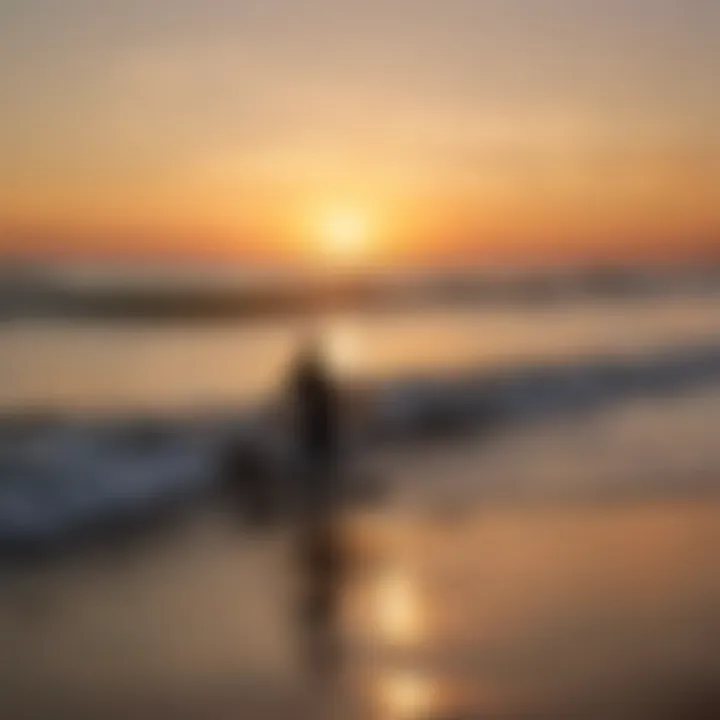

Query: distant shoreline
left=2, top=266, right=719, bottom=321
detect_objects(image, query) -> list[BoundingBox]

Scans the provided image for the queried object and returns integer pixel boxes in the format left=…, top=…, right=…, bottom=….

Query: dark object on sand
left=295, top=517, right=347, bottom=675
left=296, top=519, right=346, bottom=617
left=220, top=442, right=275, bottom=527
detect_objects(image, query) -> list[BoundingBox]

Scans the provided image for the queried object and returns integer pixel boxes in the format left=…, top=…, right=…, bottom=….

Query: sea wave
left=1, top=341, right=720, bottom=550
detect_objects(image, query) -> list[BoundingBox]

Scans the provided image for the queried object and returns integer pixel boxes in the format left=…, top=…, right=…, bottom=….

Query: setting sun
left=318, top=207, right=371, bottom=262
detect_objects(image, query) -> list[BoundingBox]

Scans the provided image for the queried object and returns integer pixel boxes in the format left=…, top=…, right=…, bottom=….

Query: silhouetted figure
left=289, top=341, right=341, bottom=513
left=288, top=339, right=348, bottom=680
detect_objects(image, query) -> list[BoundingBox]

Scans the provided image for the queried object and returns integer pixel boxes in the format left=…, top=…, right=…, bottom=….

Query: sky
left=0, top=0, right=718, bottom=265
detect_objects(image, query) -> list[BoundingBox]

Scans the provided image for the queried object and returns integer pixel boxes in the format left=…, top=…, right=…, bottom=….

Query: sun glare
left=318, top=207, right=370, bottom=261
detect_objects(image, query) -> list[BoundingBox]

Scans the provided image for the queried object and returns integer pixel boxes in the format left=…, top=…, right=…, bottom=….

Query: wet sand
left=1, top=492, right=719, bottom=719
left=346, top=499, right=720, bottom=718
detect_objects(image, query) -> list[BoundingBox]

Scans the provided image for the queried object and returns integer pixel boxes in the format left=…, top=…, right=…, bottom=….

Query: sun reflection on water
left=378, top=671, right=436, bottom=719
left=375, top=564, right=423, bottom=646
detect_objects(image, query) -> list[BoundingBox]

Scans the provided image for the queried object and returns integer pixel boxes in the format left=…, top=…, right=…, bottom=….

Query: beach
left=3, top=0, right=719, bottom=713
left=1, top=382, right=720, bottom=717
left=0, top=291, right=720, bottom=717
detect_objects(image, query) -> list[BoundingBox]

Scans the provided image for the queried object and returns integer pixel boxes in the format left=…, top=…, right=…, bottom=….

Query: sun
left=317, top=207, right=370, bottom=261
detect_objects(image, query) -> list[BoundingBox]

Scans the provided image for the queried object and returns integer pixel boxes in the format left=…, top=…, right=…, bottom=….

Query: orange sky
left=1, top=0, right=718, bottom=266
